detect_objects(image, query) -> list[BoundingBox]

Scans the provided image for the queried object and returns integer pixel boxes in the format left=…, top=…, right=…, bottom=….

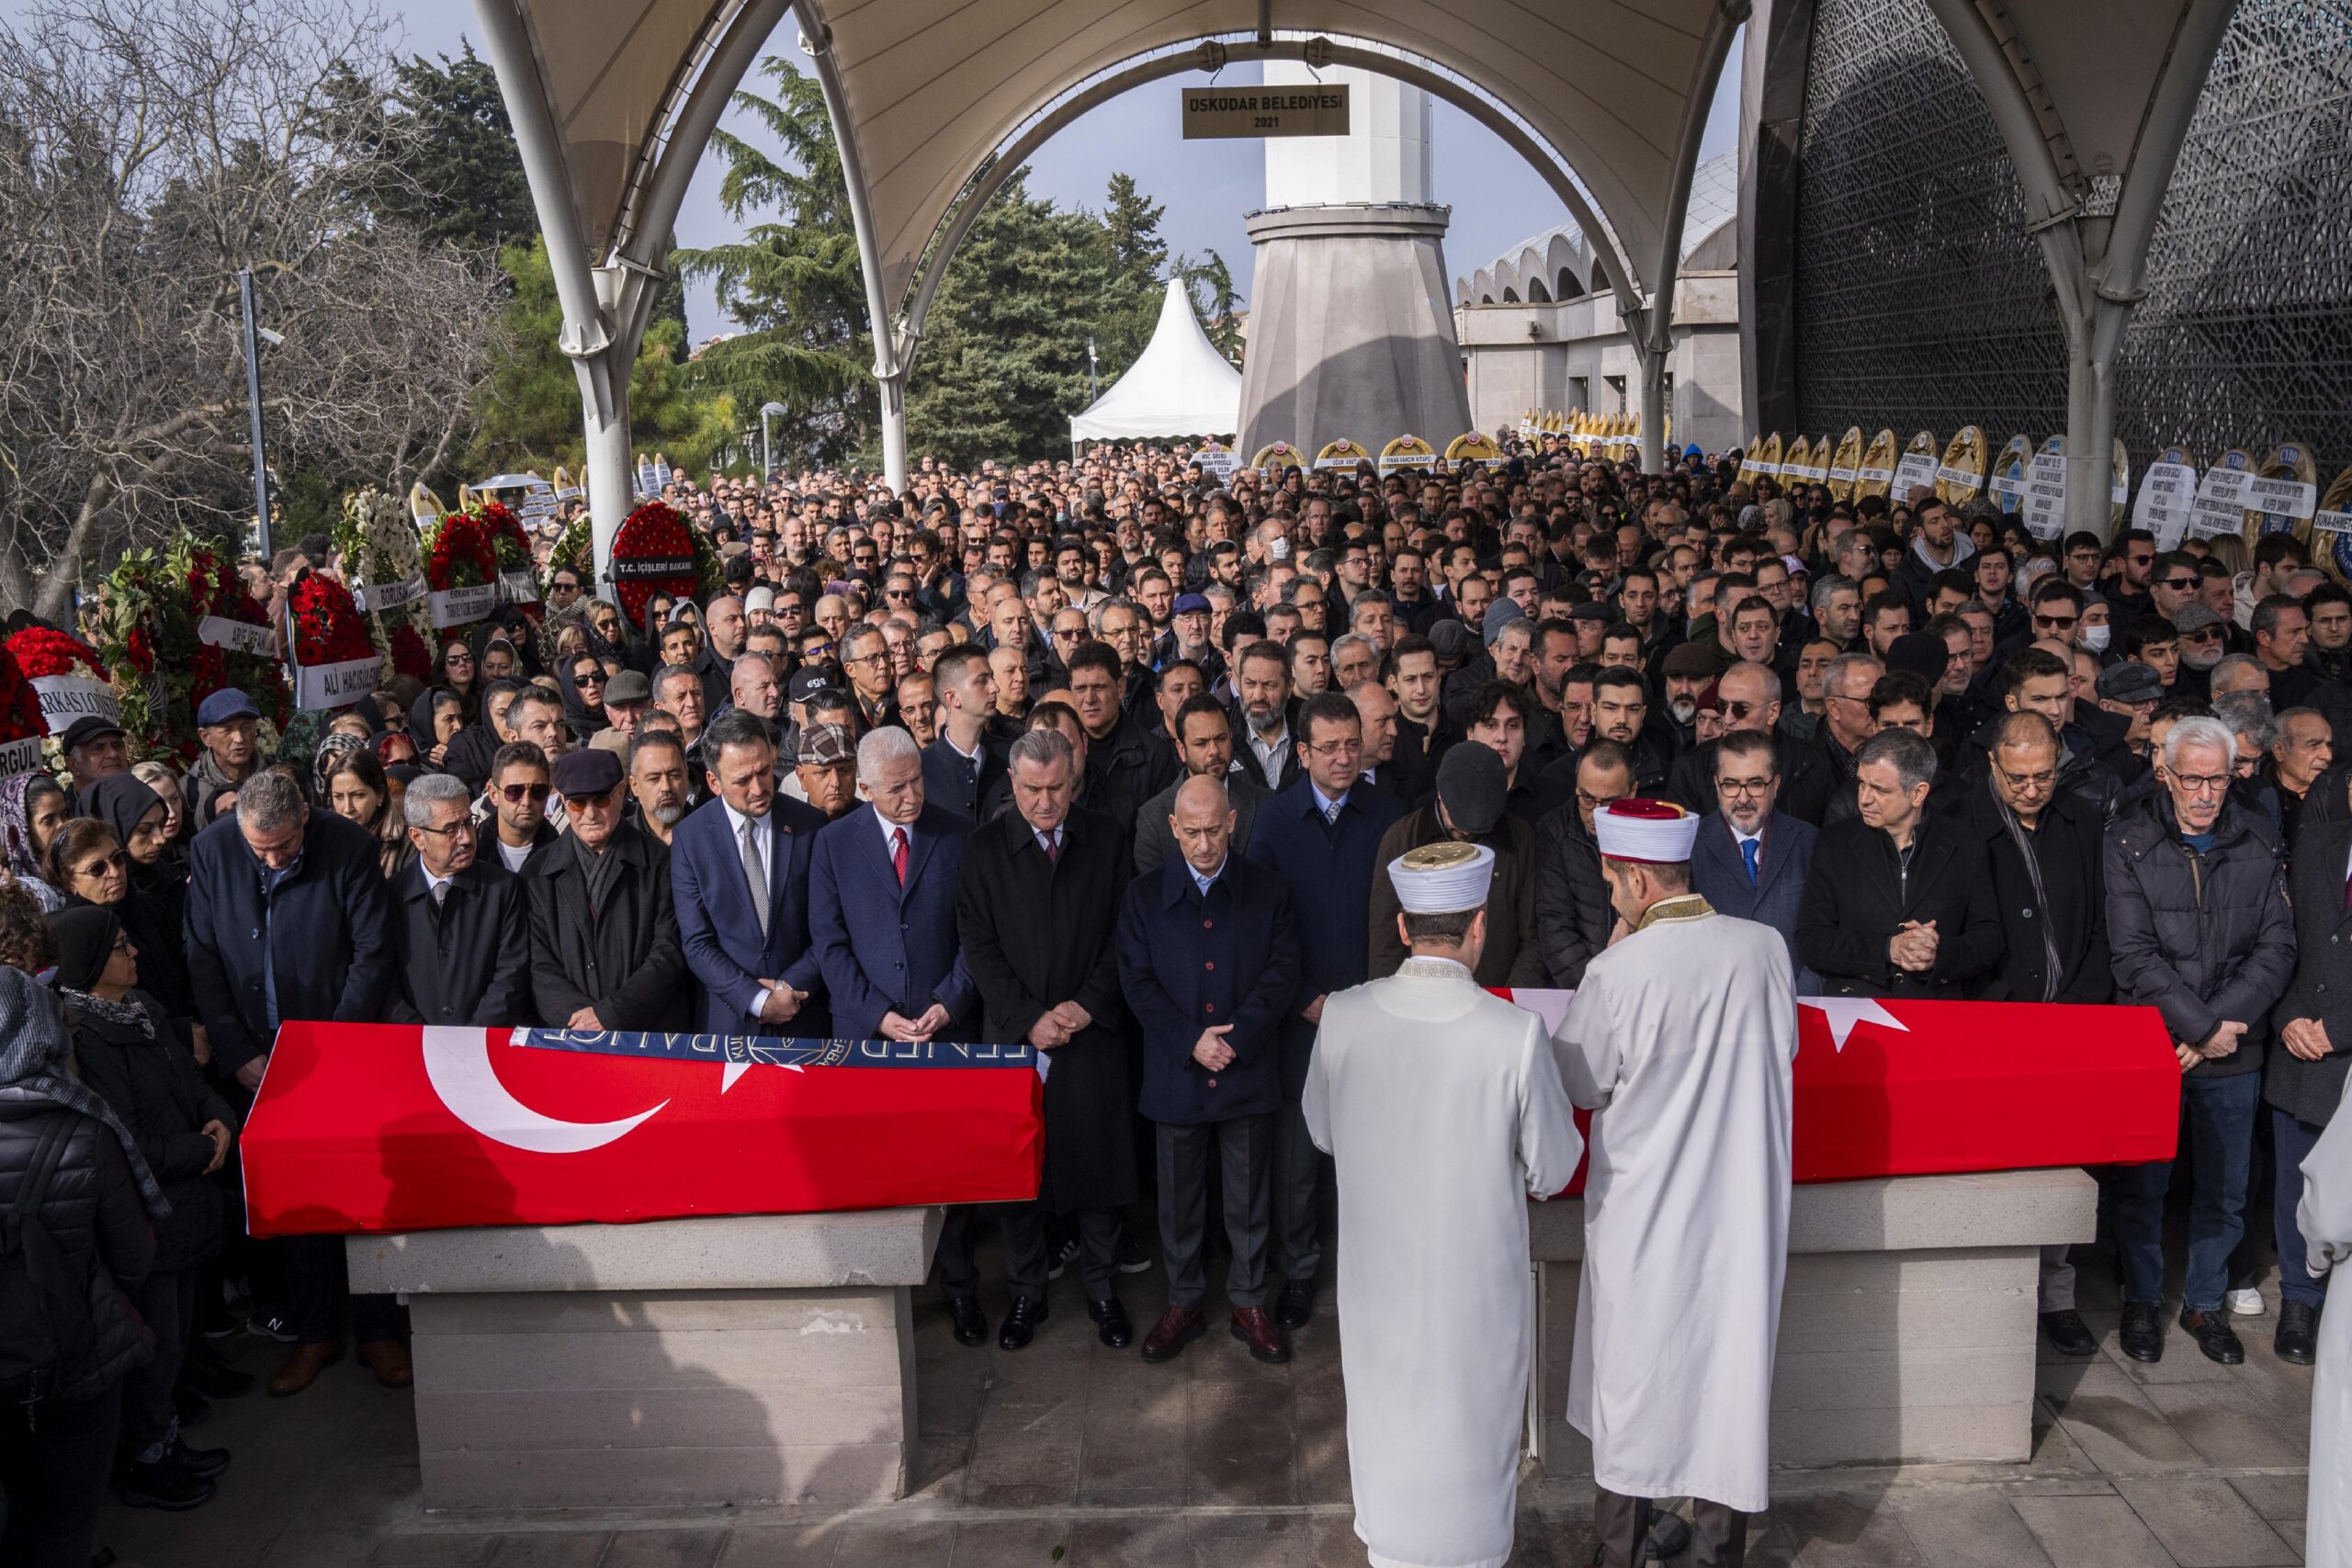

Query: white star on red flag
left=1798, top=997, right=1908, bottom=1053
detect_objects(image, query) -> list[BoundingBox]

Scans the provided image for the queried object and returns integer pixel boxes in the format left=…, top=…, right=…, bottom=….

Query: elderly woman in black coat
left=0, top=963, right=159, bottom=1563
left=51, top=904, right=235, bottom=1510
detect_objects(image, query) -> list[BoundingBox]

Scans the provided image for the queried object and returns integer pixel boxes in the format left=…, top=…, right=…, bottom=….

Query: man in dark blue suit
left=1119, top=775, right=1301, bottom=1365
left=672, top=710, right=830, bottom=1036
left=920, top=644, right=1010, bottom=822
left=808, top=724, right=987, bottom=1344
left=1690, top=729, right=1821, bottom=992
left=1243, top=690, right=1404, bottom=1328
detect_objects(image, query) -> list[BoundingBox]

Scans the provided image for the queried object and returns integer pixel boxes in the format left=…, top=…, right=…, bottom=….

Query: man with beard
left=1690, top=729, right=1819, bottom=989
left=628, top=730, right=694, bottom=846
left=1136, top=695, right=1269, bottom=873
left=1234, top=640, right=1301, bottom=792
left=478, top=741, right=561, bottom=874
left=1588, top=668, right=1674, bottom=794
left=1668, top=661, right=1834, bottom=826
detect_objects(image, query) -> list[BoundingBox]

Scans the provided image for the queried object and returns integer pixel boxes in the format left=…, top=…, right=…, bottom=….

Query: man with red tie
left=807, top=727, right=983, bottom=1340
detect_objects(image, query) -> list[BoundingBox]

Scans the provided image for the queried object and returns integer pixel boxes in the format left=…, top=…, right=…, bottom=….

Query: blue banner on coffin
left=514, top=1029, right=1039, bottom=1070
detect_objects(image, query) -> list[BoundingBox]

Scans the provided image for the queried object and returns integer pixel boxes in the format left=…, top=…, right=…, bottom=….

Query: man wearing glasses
left=389, top=773, right=530, bottom=1032
left=1668, top=662, right=1833, bottom=825
left=523, top=747, right=689, bottom=1032
left=478, top=742, right=560, bottom=875
left=2105, top=716, right=2295, bottom=1366
left=1690, top=728, right=1819, bottom=992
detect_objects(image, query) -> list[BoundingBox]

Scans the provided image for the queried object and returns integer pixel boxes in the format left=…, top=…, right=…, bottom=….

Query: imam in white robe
left=1550, top=896, right=1795, bottom=1515
left=1305, top=954, right=1581, bottom=1568
left=2298, top=1085, right=2352, bottom=1565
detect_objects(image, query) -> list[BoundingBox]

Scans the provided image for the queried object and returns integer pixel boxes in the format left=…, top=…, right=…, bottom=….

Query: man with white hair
left=1305, top=840, right=1581, bottom=1568
left=1551, top=799, right=1796, bottom=1568
left=808, top=725, right=986, bottom=1339
left=2106, top=714, right=2295, bottom=1365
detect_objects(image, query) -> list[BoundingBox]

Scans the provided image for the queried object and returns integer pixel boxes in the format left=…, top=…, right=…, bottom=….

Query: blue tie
left=1741, top=836, right=1760, bottom=886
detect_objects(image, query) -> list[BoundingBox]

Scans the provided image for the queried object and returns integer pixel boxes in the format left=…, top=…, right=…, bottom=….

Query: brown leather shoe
left=266, top=1340, right=344, bottom=1398
left=1230, top=1306, right=1290, bottom=1364
left=1139, top=1305, right=1205, bottom=1362
left=356, top=1339, right=413, bottom=1389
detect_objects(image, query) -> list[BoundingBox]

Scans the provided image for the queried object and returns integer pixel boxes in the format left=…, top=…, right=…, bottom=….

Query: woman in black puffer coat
left=0, top=963, right=159, bottom=1567
left=55, top=904, right=236, bottom=1510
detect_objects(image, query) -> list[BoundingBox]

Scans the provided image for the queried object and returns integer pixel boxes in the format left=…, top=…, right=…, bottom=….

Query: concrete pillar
left=1237, top=204, right=1474, bottom=459
left=876, top=367, right=909, bottom=494
left=1637, top=334, right=1669, bottom=475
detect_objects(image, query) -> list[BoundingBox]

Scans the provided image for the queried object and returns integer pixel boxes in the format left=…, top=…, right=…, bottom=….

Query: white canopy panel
left=1070, top=279, right=1241, bottom=443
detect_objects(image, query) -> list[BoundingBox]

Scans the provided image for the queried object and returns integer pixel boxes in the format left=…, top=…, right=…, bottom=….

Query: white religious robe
left=2298, top=1084, right=2352, bottom=1564
left=1305, top=955, right=1581, bottom=1568
left=1550, top=896, right=1795, bottom=1514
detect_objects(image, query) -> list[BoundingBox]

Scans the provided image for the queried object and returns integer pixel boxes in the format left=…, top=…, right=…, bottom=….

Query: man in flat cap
left=1306, top=840, right=1581, bottom=1568
left=1550, top=799, right=1798, bottom=1568
left=523, top=746, right=690, bottom=1030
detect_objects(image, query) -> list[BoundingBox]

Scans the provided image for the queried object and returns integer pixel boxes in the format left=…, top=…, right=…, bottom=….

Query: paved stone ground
left=93, top=1244, right=2315, bottom=1568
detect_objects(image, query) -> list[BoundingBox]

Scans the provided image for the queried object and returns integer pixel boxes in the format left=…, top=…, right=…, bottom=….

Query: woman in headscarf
left=407, top=688, right=466, bottom=772
left=431, top=636, right=481, bottom=725
left=0, top=964, right=162, bottom=1564
left=318, top=746, right=413, bottom=882
left=0, top=771, right=69, bottom=912
left=129, top=761, right=188, bottom=866
left=555, top=647, right=611, bottom=742
left=78, top=774, right=197, bottom=1039
left=50, top=905, right=234, bottom=1511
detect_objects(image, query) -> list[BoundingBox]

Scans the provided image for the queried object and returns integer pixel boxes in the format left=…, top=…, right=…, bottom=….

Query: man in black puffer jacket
left=2105, top=715, right=2296, bottom=1369
left=1531, top=741, right=1627, bottom=986
left=0, top=965, right=157, bottom=1568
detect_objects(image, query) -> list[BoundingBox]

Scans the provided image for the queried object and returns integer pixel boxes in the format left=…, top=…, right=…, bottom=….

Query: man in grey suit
left=1690, top=729, right=1820, bottom=992
left=1135, top=694, right=1269, bottom=874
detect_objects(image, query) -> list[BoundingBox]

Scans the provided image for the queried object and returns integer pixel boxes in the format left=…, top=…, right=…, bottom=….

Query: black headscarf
left=82, top=773, right=164, bottom=852
left=50, top=903, right=117, bottom=994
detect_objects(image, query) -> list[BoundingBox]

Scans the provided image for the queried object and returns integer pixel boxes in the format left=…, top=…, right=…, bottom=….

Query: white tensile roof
left=1071, top=279, right=1241, bottom=444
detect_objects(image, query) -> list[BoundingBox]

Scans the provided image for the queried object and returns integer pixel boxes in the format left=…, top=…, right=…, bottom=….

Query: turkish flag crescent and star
left=243, top=997, right=2180, bottom=1235
left=241, top=1024, right=1045, bottom=1237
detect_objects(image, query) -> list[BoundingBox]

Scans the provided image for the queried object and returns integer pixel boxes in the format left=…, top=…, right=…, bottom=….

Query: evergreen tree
left=369, top=46, right=536, bottom=253
left=672, top=59, right=869, bottom=468
left=907, top=170, right=1116, bottom=468
left=1091, top=172, right=1171, bottom=374
left=469, top=239, right=738, bottom=477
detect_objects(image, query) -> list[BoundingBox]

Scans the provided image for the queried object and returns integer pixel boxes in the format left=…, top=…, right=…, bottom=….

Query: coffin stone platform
left=345, top=1206, right=942, bottom=1510
left=1529, top=1168, right=2098, bottom=1472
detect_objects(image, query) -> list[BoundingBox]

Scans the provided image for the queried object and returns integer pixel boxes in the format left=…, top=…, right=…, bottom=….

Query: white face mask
left=2081, top=624, right=2112, bottom=653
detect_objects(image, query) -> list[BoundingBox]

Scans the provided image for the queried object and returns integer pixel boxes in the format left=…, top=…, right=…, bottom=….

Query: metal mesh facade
left=1792, top=0, right=2352, bottom=468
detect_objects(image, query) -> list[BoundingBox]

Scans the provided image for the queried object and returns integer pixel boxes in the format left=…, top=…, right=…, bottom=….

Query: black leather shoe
left=998, top=1295, right=1047, bottom=1351
left=2041, top=1309, right=2098, bottom=1357
left=2119, top=1301, right=2165, bottom=1362
left=166, top=1438, right=231, bottom=1480
left=184, top=1352, right=256, bottom=1399
left=2178, top=1307, right=2245, bottom=1364
left=1089, top=1295, right=1134, bottom=1348
left=2275, top=1300, right=2320, bottom=1365
left=1274, top=1279, right=1314, bottom=1330
left=118, top=1455, right=214, bottom=1511
left=947, top=1294, right=988, bottom=1348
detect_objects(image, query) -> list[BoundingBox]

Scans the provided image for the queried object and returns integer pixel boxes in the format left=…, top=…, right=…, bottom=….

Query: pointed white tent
left=1070, top=280, right=1241, bottom=446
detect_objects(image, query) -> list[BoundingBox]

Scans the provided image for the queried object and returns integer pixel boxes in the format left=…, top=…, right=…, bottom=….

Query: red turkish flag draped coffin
left=243, top=1025, right=1044, bottom=1237
left=1500, top=992, right=2181, bottom=1195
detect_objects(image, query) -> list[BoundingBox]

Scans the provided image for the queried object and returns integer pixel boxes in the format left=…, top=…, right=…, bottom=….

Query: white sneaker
left=2225, top=1287, right=2264, bottom=1317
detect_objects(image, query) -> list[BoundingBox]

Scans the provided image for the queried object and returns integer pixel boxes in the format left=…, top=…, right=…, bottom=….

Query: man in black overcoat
left=956, top=726, right=1136, bottom=1352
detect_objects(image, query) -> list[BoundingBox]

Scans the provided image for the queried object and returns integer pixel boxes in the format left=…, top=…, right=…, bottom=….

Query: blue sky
left=384, top=3, right=1743, bottom=340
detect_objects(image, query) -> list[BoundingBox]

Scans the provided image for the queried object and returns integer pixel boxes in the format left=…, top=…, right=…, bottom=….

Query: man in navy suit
left=1690, top=729, right=1821, bottom=992
left=808, top=725, right=987, bottom=1345
left=1244, top=691, right=1405, bottom=1328
left=920, top=644, right=1010, bottom=822
left=671, top=709, right=830, bottom=1036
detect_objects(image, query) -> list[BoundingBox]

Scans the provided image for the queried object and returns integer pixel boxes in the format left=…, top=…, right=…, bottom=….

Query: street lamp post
left=760, top=401, right=788, bottom=480
left=1087, top=338, right=1099, bottom=404
left=238, top=267, right=275, bottom=560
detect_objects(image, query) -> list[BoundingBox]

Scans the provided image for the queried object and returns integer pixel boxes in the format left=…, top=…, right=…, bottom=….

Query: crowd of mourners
left=2, top=434, right=2346, bottom=1562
